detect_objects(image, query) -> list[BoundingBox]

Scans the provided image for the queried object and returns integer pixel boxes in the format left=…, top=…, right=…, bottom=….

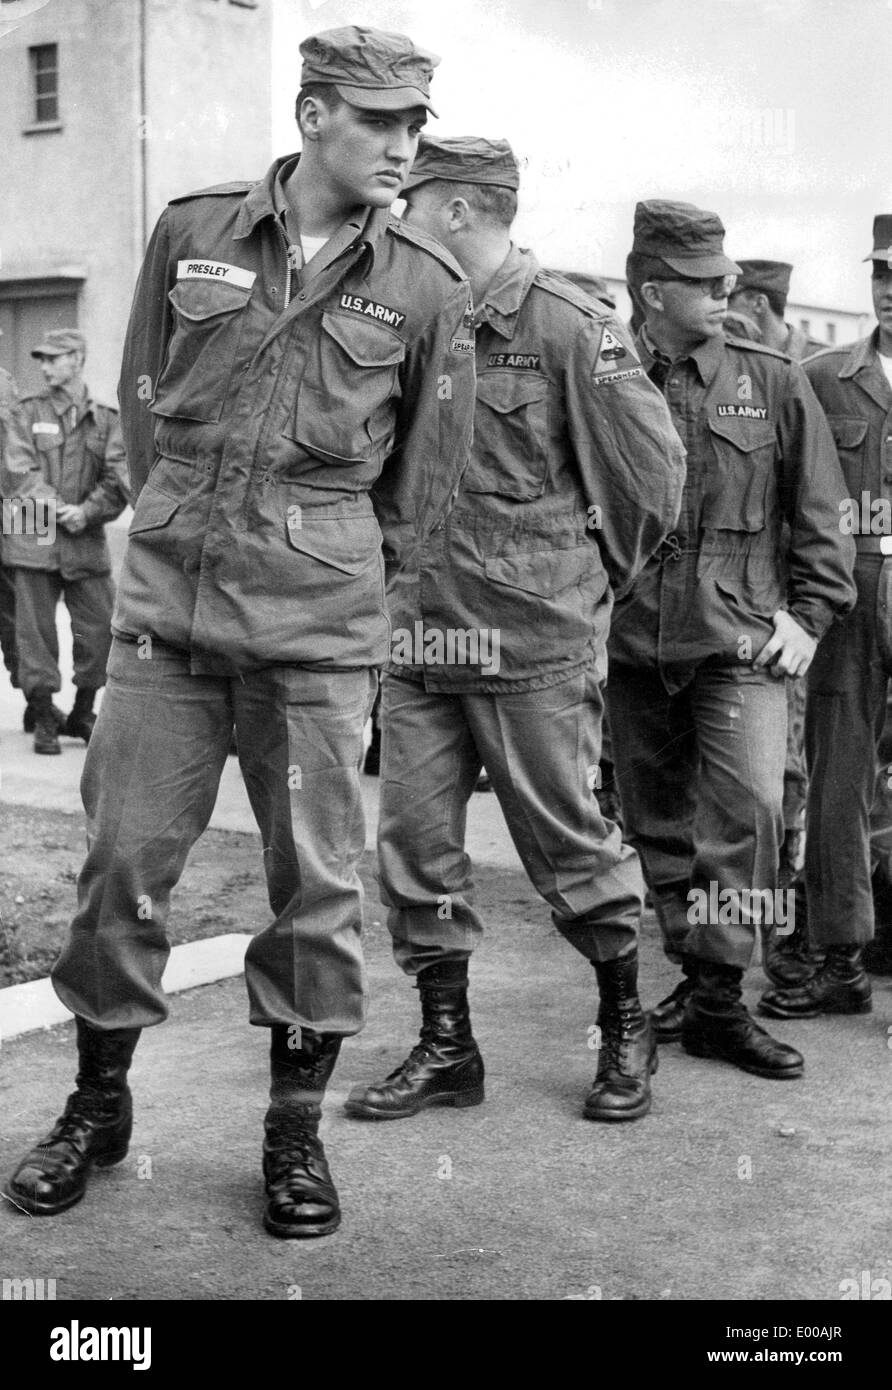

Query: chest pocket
left=464, top=372, right=550, bottom=501
left=702, top=418, right=776, bottom=532
left=826, top=415, right=869, bottom=495
left=289, top=311, right=405, bottom=466
left=152, top=278, right=253, bottom=424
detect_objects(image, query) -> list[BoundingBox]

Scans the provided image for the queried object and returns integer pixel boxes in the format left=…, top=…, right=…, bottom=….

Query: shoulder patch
left=168, top=180, right=255, bottom=206
left=387, top=216, right=467, bottom=282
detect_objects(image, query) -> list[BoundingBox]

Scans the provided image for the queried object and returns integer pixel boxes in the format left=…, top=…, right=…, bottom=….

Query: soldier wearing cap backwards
left=4, top=26, right=475, bottom=1240
left=1, top=330, right=128, bottom=753
left=344, top=138, right=685, bottom=1127
left=758, top=215, right=892, bottom=1021
left=607, top=200, right=855, bottom=1080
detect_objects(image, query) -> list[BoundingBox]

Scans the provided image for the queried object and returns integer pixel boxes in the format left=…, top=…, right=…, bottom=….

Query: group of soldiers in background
left=2, top=22, right=891, bottom=1244
left=0, top=328, right=129, bottom=754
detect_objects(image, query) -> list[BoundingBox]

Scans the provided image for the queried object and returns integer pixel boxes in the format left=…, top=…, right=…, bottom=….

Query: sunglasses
left=648, top=274, right=738, bottom=297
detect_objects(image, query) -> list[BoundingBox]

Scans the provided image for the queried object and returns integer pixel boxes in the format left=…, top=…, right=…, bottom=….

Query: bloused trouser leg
left=378, top=668, right=644, bottom=976
left=806, top=557, right=892, bottom=948
left=238, top=666, right=376, bottom=1035
left=609, top=662, right=787, bottom=970
left=52, top=638, right=233, bottom=1029
left=65, top=573, right=115, bottom=690
left=12, top=567, right=64, bottom=695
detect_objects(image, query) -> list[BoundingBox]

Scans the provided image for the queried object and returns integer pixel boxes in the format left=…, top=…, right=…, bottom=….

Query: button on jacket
left=608, top=329, right=857, bottom=692
left=386, top=246, right=686, bottom=692
left=1, top=389, right=128, bottom=578
left=115, top=154, right=475, bottom=674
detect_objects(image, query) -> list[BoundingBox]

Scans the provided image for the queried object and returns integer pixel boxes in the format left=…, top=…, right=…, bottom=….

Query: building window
left=30, top=43, right=59, bottom=125
left=799, top=318, right=811, bottom=336
left=228, top=0, right=258, bottom=7
left=826, top=322, right=836, bottom=344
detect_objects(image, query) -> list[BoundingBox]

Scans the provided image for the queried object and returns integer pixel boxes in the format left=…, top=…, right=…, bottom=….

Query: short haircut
left=295, top=83, right=344, bottom=135
left=625, top=252, right=674, bottom=297
left=424, top=179, right=518, bottom=229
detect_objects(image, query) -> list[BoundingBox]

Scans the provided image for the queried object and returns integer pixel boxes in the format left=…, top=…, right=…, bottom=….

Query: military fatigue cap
left=30, top=328, right=86, bottom=358
left=300, top=25, right=440, bottom=115
left=735, top=260, right=793, bottom=297
left=402, top=136, right=520, bottom=193
left=864, top=213, right=892, bottom=268
left=632, top=199, right=741, bottom=277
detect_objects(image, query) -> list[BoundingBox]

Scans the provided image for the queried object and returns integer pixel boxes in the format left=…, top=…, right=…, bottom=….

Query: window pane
left=36, top=71, right=56, bottom=95
left=36, top=95, right=58, bottom=122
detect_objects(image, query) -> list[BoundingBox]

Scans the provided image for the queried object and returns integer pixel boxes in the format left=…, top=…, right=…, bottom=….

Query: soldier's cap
left=864, top=214, right=892, bottom=269
left=300, top=25, right=440, bottom=116
left=30, top=328, right=86, bottom=358
left=402, top=136, right=520, bottom=193
left=632, top=199, right=741, bottom=278
left=733, top=260, right=793, bottom=297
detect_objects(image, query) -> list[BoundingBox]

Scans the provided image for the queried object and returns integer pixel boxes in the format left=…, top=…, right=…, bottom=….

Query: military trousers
left=0, top=558, right=17, bottom=683
left=51, top=637, right=377, bottom=1033
left=806, top=555, right=892, bottom=946
left=377, top=668, right=645, bottom=976
left=607, top=662, right=788, bottom=970
left=12, top=567, right=114, bottom=696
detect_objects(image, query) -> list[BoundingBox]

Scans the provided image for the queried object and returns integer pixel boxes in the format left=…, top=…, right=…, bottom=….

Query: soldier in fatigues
left=760, top=214, right=892, bottom=1021
left=607, top=201, right=856, bottom=1081
left=344, top=139, right=685, bottom=1127
left=1, top=330, right=128, bottom=753
left=0, top=357, right=19, bottom=694
left=5, top=27, right=475, bottom=1240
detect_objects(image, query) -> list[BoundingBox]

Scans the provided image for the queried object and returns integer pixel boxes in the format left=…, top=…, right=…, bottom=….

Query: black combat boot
left=650, top=955, right=699, bottom=1042
left=344, top=958, right=484, bottom=1120
left=262, top=1026, right=342, bottom=1239
left=682, top=961, right=803, bottom=1079
left=762, top=879, right=824, bottom=988
left=4, top=1018, right=140, bottom=1215
left=759, top=944, right=872, bottom=1019
left=584, top=950, right=657, bottom=1122
left=30, top=686, right=61, bottom=754
left=23, top=697, right=65, bottom=734
left=64, top=687, right=98, bottom=743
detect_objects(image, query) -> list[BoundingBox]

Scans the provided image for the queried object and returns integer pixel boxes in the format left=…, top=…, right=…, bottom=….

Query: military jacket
left=115, top=154, right=475, bottom=674
left=1, top=388, right=128, bottom=578
left=608, top=328, right=857, bottom=692
left=386, top=246, right=686, bottom=691
left=804, top=331, right=892, bottom=549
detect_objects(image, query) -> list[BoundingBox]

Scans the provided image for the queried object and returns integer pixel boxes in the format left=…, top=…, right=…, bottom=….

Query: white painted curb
left=0, top=933, right=252, bottom=1042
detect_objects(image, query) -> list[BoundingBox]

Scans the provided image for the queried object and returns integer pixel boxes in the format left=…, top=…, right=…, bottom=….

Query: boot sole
left=758, top=998, right=872, bottom=1020
left=682, top=1037, right=803, bottom=1079
left=344, top=1085, right=485, bottom=1121
left=2, top=1143, right=130, bottom=1217
left=263, top=1210, right=341, bottom=1239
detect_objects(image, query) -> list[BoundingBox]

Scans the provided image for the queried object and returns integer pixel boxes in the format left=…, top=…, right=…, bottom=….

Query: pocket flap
left=708, top=418, right=775, bottom=454
left=128, top=484, right=180, bottom=534
left=285, top=514, right=378, bottom=575
left=168, top=279, right=252, bottom=322
left=484, top=545, right=597, bottom=598
left=320, top=311, right=405, bottom=368
left=827, top=415, right=869, bottom=450
left=476, top=372, right=548, bottom=415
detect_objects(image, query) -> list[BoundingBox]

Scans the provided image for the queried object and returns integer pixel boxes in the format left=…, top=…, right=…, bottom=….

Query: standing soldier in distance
left=1, top=330, right=128, bottom=754
left=760, top=214, right=892, bottom=1021
left=0, top=350, right=20, bottom=696
left=608, top=200, right=855, bottom=1079
left=728, top=261, right=825, bottom=360
left=4, top=26, right=475, bottom=1240
left=344, top=138, right=685, bottom=1127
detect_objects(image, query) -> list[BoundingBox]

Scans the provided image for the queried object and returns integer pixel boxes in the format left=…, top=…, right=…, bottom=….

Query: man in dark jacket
left=4, top=26, right=475, bottom=1240
left=607, top=200, right=856, bottom=1082
left=344, top=138, right=685, bottom=1128
left=1, top=330, right=128, bottom=753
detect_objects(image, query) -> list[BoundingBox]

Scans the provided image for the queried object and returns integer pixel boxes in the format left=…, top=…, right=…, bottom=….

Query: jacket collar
left=46, top=385, right=94, bottom=421
left=838, top=328, right=892, bottom=411
left=235, top=153, right=390, bottom=271
left=476, top=244, right=539, bottom=339
left=637, top=322, right=725, bottom=387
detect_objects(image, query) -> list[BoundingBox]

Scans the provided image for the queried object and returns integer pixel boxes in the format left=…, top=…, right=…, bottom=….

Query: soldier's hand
left=753, top=610, right=817, bottom=679
left=56, top=503, right=87, bottom=534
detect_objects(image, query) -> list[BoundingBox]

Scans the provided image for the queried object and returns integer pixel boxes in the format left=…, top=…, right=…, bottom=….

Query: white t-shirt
left=300, top=234, right=328, bottom=265
left=879, top=353, right=892, bottom=390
